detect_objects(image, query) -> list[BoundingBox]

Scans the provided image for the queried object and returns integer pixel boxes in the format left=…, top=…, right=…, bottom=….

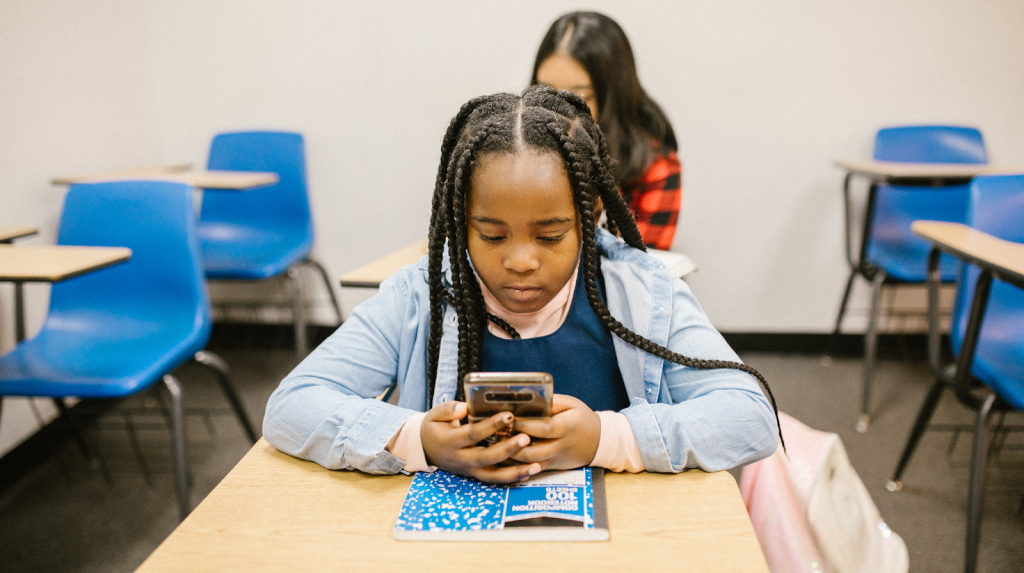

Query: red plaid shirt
left=622, top=150, right=682, bottom=250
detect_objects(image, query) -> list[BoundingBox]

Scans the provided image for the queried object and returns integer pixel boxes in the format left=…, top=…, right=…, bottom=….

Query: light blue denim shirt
left=264, top=229, right=779, bottom=474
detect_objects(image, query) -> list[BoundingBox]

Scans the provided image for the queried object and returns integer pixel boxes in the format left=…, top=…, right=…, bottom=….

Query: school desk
left=52, top=166, right=278, bottom=190
left=833, top=158, right=1024, bottom=338
left=339, top=239, right=429, bottom=288
left=0, top=244, right=131, bottom=342
left=50, top=163, right=192, bottom=185
left=135, top=438, right=768, bottom=573
left=339, top=240, right=697, bottom=289
left=912, top=221, right=1024, bottom=288
left=0, top=226, right=38, bottom=243
left=834, top=159, right=1024, bottom=265
left=833, top=160, right=1023, bottom=185
left=910, top=220, right=1024, bottom=573
left=0, top=227, right=39, bottom=343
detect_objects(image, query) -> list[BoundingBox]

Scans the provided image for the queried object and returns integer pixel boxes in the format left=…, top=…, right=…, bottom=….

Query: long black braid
left=426, top=86, right=784, bottom=451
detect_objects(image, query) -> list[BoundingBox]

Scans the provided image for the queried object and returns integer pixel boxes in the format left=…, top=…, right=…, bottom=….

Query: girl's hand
left=509, top=394, right=601, bottom=471
left=420, top=401, right=541, bottom=484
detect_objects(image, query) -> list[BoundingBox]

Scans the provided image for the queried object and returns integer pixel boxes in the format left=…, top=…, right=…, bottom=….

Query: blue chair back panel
left=951, top=174, right=1024, bottom=408
left=873, top=126, right=988, bottom=164
left=201, top=131, right=313, bottom=237
left=49, top=181, right=210, bottom=355
left=865, top=126, right=985, bottom=281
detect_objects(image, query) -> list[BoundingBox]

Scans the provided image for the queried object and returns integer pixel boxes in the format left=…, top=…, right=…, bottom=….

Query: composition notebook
left=393, top=467, right=608, bottom=541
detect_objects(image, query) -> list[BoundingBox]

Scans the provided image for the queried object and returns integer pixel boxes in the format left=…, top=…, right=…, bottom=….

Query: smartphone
left=464, top=372, right=553, bottom=444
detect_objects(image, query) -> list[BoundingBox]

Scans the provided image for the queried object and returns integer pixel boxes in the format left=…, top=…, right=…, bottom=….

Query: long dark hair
left=426, top=86, right=783, bottom=450
left=531, top=11, right=677, bottom=186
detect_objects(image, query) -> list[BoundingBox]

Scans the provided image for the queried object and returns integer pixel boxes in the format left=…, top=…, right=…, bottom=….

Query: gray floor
left=0, top=348, right=1021, bottom=572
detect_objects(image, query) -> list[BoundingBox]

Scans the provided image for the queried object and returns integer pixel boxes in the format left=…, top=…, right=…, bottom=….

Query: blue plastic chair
left=887, top=174, right=1024, bottom=573
left=0, top=181, right=257, bottom=520
left=199, top=131, right=342, bottom=359
left=834, top=125, right=986, bottom=432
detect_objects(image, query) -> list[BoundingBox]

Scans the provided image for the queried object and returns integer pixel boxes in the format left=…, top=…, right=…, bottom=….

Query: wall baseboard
left=721, top=332, right=942, bottom=359
left=207, top=322, right=337, bottom=350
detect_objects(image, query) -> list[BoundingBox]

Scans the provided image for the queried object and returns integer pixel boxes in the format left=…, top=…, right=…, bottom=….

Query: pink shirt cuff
left=386, top=412, right=437, bottom=474
left=591, top=411, right=645, bottom=473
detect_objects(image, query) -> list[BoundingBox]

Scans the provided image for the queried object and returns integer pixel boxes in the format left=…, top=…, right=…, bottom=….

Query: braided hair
left=426, top=85, right=783, bottom=450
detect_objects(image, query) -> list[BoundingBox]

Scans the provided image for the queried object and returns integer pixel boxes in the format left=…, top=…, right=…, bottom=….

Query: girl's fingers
left=425, top=401, right=467, bottom=423
left=456, top=412, right=513, bottom=448
left=465, top=433, right=531, bottom=467
left=551, top=393, right=585, bottom=414
left=512, top=417, right=555, bottom=438
left=509, top=439, right=558, bottom=464
left=471, top=462, right=541, bottom=485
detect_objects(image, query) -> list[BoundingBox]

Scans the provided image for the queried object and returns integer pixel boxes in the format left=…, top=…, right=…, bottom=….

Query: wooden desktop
left=833, top=159, right=1023, bottom=184
left=911, top=221, right=1024, bottom=286
left=0, top=243, right=131, bottom=341
left=340, top=240, right=696, bottom=289
left=136, top=439, right=768, bottom=572
left=52, top=164, right=279, bottom=190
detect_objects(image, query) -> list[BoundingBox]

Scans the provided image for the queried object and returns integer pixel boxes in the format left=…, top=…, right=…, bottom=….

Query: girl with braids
left=264, top=86, right=779, bottom=484
left=533, top=11, right=682, bottom=250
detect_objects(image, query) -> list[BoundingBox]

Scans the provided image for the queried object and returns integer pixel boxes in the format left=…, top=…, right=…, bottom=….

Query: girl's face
left=536, top=54, right=598, bottom=120
left=467, top=150, right=581, bottom=313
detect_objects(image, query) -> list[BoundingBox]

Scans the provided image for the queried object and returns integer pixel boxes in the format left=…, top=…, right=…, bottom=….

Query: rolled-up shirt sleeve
left=263, top=270, right=423, bottom=474
left=620, top=279, right=779, bottom=473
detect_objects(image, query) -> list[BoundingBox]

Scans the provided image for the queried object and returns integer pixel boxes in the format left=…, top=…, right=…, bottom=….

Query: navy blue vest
left=481, top=266, right=629, bottom=412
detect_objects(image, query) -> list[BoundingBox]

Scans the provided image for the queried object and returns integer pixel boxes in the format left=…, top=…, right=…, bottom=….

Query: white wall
left=0, top=0, right=162, bottom=454
left=3, top=0, right=1024, bottom=452
left=140, top=0, right=1024, bottom=330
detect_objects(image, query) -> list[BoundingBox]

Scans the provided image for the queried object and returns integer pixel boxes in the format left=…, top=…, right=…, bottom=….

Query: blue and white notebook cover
left=393, top=467, right=608, bottom=541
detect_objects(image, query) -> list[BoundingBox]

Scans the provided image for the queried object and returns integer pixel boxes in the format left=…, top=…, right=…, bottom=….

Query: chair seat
left=199, top=222, right=312, bottom=279
left=0, top=313, right=208, bottom=398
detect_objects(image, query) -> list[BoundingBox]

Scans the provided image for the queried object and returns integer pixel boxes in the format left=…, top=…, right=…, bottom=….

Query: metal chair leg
left=287, top=264, right=307, bottom=361
left=303, top=258, right=344, bottom=325
left=834, top=268, right=858, bottom=335
left=965, top=393, right=997, bottom=573
left=194, top=350, right=258, bottom=444
left=859, top=271, right=886, bottom=433
left=14, top=281, right=26, bottom=342
left=162, top=374, right=190, bottom=521
left=887, top=380, right=946, bottom=491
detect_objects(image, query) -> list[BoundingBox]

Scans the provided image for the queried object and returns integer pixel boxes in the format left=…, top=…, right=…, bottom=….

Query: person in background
left=532, top=11, right=682, bottom=251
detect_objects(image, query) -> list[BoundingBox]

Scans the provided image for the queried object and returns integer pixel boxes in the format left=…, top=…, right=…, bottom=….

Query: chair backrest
left=48, top=181, right=211, bottom=349
left=950, top=174, right=1024, bottom=374
left=873, top=126, right=988, bottom=164
left=200, top=131, right=313, bottom=237
left=865, top=126, right=986, bottom=281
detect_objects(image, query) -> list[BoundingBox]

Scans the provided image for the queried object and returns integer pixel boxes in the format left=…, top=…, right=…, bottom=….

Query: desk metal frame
left=0, top=229, right=36, bottom=342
